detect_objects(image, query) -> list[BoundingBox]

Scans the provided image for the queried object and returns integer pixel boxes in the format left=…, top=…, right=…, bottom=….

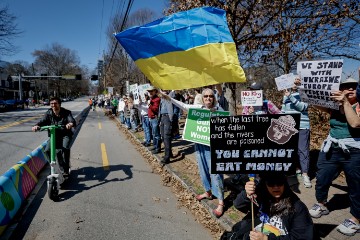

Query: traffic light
left=91, top=75, right=98, bottom=81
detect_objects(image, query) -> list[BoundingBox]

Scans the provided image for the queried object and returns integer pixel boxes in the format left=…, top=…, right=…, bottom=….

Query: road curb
left=114, top=117, right=234, bottom=233
left=0, top=106, right=90, bottom=239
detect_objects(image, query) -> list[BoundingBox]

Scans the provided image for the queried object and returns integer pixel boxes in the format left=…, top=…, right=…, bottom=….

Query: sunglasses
left=265, top=181, right=285, bottom=187
left=203, top=95, right=214, bottom=98
left=339, top=83, right=358, bottom=90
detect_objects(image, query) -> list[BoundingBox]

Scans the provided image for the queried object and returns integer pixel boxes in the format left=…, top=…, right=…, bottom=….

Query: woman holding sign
left=309, top=77, right=360, bottom=236
left=230, top=174, right=313, bottom=240
left=160, top=88, right=225, bottom=217
left=281, top=77, right=312, bottom=188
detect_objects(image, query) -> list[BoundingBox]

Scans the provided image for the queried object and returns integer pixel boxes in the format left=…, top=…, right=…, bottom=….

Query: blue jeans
left=150, top=117, right=161, bottom=151
left=316, top=147, right=360, bottom=219
left=195, top=143, right=224, bottom=200
left=119, top=111, right=125, bottom=124
left=298, top=129, right=310, bottom=174
left=142, top=115, right=151, bottom=144
left=125, top=117, right=131, bottom=129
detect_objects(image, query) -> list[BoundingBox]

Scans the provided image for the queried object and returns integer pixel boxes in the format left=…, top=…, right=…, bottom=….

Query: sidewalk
left=113, top=115, right=356, bottom=240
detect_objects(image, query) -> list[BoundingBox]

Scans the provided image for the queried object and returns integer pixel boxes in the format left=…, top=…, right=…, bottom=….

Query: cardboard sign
left=183, top=108, right=230, bottom=146
left=210, top=114, right=300, bottom=174
left=129, top=84, right=140, bottom=104
left=297, top=59, right=343, bottom=109
left=241, top=90, right=263, bottom=106
left=275, top=73, right=295, bottom=91
left=138, top=83, right=151, bottom=102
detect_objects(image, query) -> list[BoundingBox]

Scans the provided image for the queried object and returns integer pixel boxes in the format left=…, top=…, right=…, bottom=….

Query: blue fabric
left=159, top=99, right=174, bottom=120
left=194, top=143, right=224, bottom=200
left=142, top=115, right=151, bottom=144
left=114, top=7, right=234, bottom=61
left=298, top=129, right=310, bottom=173
left=150, top=118, right=161, bottom=151
left=357, top=84, right=360, bottom=103
left=281, top=92, right=310, bottom=129
left=119, top=111, right=125, bottom=124
left=125, top=117, right=131, bottom=129
left=316, top=147, right=360, bottom=218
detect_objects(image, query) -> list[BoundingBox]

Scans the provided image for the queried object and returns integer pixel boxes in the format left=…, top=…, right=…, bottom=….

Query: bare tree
left=0, top=4, right=22, bottom=57
left=32, top=43, right=83, bottom=97
left=104, top=8, right=157, bottom=95
left=166, top=0, right=360, bottom=114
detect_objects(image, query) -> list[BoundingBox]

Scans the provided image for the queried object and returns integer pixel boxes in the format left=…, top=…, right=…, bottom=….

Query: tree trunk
left=224, top=83, right=237, bottom=115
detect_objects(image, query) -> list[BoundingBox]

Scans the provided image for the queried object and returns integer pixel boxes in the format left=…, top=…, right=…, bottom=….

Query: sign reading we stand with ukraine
left=183, top=108, right=230, bottom=146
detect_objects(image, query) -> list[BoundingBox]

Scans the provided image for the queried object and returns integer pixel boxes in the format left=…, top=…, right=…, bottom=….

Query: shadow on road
left=57, top=164, right=133, bottom=201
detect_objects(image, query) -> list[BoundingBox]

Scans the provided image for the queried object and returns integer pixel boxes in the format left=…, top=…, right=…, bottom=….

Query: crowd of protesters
left=94, top=76, right=360, bottom=238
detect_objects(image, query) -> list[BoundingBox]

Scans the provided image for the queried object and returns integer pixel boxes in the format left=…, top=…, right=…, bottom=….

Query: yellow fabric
left=135, top=42, right=246, bottom=90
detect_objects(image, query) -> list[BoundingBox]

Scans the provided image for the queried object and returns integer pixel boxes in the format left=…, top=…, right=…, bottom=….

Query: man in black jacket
left=32, top=96, right=76, bottom=175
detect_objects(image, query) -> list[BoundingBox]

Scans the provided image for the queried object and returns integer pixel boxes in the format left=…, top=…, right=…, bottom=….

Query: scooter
left=40, top=125, right=66, bottom=200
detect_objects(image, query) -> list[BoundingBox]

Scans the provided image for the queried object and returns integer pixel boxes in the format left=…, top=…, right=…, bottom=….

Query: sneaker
left=309, top=203, right=329, bottom=218
left=302, top=174, right=312, bottom=188
left=336, top=219, right=360, bottom=236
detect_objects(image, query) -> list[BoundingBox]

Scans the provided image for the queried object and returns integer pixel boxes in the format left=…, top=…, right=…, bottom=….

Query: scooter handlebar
left=39, top=125, right=66, bottom=131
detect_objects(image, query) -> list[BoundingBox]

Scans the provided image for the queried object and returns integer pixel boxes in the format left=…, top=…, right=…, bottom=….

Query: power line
left=105, top=0, right=134, bottom=74
left=98, top=0, right=105, bottom=60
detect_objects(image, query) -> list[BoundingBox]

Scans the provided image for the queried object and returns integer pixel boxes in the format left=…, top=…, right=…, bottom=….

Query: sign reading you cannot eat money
left=210, top=114, right=300, bottom=174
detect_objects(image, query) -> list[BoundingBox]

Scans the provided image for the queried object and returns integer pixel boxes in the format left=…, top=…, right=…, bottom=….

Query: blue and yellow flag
left=114, top=7, right=246, bottom=90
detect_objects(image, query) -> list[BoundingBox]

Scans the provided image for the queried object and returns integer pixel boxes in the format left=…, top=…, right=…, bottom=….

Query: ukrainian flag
left=114, top=7, right=246, bottom=90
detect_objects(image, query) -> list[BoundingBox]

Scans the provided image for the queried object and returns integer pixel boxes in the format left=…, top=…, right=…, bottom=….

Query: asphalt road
left=0, top=97, right=89, bottom=174
left=9, top=106, right=212, bottom=240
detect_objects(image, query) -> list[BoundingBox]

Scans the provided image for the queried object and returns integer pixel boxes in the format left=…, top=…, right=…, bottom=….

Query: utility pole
left=18, top=74, right=23, bottom=100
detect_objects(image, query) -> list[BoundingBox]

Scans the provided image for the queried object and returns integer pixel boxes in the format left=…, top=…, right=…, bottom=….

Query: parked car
left=5, top=99, right=17, bottom=110
left=0, top=100, right=6, bottom=111
left=5, top=99, right=24, bottom=110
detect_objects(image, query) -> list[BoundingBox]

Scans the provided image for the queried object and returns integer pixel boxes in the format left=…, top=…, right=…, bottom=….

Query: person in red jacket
left=147, top=86, right=161, bottom=154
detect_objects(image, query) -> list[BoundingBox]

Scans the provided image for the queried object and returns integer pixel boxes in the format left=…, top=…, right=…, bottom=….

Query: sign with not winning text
left=183, top=108, right=230, bottom=146
left=210, top=114, right=300, bottom=174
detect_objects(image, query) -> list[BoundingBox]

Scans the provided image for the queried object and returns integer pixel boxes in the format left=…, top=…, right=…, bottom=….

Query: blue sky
left=1, top=0, right=168, bottom=71
left=1, top=0, right=359, bottom=78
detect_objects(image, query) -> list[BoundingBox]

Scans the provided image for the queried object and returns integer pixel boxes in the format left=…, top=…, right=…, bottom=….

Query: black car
left=0, top=100, right=6, bottom=111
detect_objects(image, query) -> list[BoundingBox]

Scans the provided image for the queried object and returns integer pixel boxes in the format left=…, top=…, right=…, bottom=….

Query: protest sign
left=241, top=90, right=263, bottom=106
left=275, top=73, right=295, bottom=91
left=107, top=87, right=113, bottom=95
left=210, top=114, right=300, bottom=174
left=138, top=83, right=151, bottom=102
left=183, top=108, right=230, bottom=146
left=129, top=84, right=140, bottom=104
left=297, top=59, right=343, bottom=109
